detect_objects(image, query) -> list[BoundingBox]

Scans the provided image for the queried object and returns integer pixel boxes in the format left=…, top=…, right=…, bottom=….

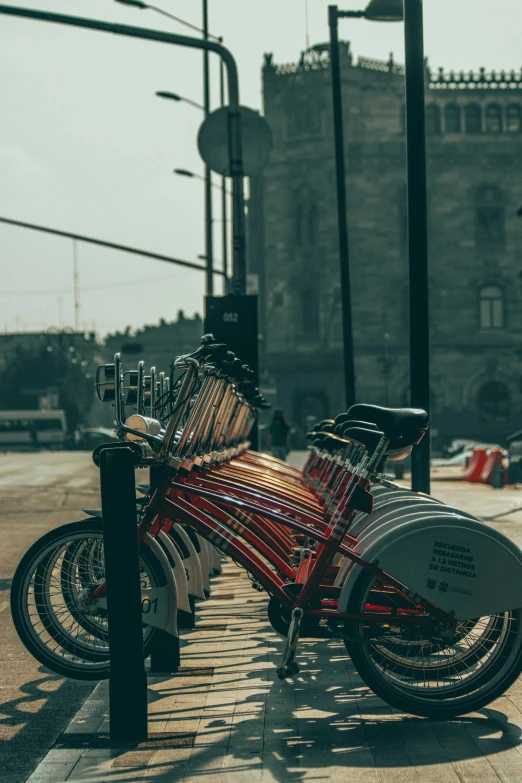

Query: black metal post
left=100, top=446, right=147, bottom=742
left=328, top=5, right=356, bottom=410
left=219, top=37, right=229, bottom=294
left=203, top=0, right=213, bottom=296
left=403, top=0, right=430, bottom=493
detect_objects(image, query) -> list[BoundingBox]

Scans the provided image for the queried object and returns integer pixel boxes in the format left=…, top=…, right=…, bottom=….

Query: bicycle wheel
left=11, top=518, right=164, bottom=680
left=342, top=568, right=522, bottom=718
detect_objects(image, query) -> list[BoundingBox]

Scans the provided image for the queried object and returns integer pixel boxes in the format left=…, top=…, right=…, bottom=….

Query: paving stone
left=24, top=517, right=522, bottom=783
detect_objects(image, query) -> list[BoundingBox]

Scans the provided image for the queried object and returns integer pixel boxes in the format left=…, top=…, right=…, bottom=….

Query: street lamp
left=159, top=88, right=230, bottom=292
left=155, top=91, right=204, bottom=111
left=328, top=0, right=402, bottom=415
left=173, top=168, right=231, bottom=196
left=117, top=0, right=228, bottom=298
left=114, top=0, right=222, bottom=42
left=329, top=0, right=431, bottom=493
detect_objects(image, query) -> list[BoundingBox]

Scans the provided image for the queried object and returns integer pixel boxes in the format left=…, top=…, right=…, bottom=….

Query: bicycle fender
left=144, top=533, right=178, bottom=636
left=158, top=530, right=192, bottom=614
left=350, top=502, right=479, bottom=541
left=338, top=514, right=522, bottom=621
left=97, top=586, right=169, bottom=630
left=196, top=535, right=211, bottom=593
left=172, top=524, right=206, bottom=600
left=334, top=509, right=466, bottom=589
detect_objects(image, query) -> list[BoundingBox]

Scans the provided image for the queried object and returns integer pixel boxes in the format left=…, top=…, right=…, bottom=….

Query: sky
left=0, top=0, right=521, bottom=336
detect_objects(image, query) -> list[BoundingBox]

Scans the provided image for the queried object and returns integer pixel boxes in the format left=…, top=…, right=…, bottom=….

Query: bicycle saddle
left=347, top=404, right=428, bottom=446
left=343, top=426, right=385, bottom=452
left=338, top=420, right=379, bottom=437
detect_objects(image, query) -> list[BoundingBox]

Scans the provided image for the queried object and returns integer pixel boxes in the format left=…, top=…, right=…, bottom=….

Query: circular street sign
left=197, top=105, right=272, bottom=177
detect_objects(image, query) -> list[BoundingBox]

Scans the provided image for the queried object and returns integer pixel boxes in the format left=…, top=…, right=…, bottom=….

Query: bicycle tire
left=11, top=518, right=164, bottom=680
left=342, top=567, right=522, bottom=718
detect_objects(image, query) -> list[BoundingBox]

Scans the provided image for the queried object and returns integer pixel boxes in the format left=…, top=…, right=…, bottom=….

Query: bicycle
left=11, top=338, right=522, bottom=718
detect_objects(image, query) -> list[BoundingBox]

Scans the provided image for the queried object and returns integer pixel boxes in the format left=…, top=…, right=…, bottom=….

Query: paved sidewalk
left=27, top=559, right=522, bottom=783
left=24, top=454, right=522, bottom=782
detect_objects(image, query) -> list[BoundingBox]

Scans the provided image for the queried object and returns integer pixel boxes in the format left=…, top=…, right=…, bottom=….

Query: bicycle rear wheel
left=11, top=518, right=163, bottom=680
left=342, top=568, right=522, bottom=718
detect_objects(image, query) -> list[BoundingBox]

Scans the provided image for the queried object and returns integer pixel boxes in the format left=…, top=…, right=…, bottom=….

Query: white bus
left=0, top=410, right=68, bottom=449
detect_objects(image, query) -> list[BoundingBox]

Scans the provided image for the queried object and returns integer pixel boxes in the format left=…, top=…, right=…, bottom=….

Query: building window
left=479, top=285, right=504, bottom=329
left=425, top=104, right=441, bottom=135
left=475, top=184, right=504, bottom=248
left=465, top=104, right=482, bottom=134
left=307, top=204, right=318, bottom=245
left=287, top=100, right=321, bottom=138
left=477, top=381, right=510, bottom=421
left=301, top=288, right=319, bottom=335
left=444, top=104, right=461, bottom=133
left=507, top=105, right=521, bottom=133
left=485, top=104, right=502, bottom=133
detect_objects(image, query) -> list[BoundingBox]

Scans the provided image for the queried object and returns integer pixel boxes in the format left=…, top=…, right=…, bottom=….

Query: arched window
left=475, top=184, right=504, bottom=248
left=479, top=285, right=504, bottom=329
left=507, top=105, right=521, bottom=133
left=444, top=104, right=461, bottom=133
left=477, top=381, right=510, bottom=420
left=301, top=288, right=319, bottom=336
left=295, top=204, right=303, bottom=247
left=465, top=104, right=482, bottom=134
left=425, top=104, right=441, bottom=135
left=307, top=204, right=318, bottom=245
left=485, top=104, right=502, bottom=133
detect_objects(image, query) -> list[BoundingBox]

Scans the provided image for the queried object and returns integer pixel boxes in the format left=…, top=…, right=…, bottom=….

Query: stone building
left=253, top=42, right=522, bottom=448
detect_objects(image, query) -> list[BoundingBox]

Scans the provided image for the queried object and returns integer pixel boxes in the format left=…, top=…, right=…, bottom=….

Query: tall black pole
left=328, top=5, right=356, bottom=410
left=403, top=0, right=430, bottom=493
left=100, top=447, right=147, bottom=742
left=202, top=0, right=213, bottom=296
left=219, top=36, right=229, bottom=294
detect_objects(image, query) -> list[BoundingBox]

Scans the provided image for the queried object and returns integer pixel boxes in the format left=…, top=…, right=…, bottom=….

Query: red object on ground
left=480, top=448, right=507, bottom=485
left=462, top=448, right=487, bottom=482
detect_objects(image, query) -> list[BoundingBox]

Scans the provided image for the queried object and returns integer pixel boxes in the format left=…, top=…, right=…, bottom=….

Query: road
left=0, top=451, right=100, bottom=783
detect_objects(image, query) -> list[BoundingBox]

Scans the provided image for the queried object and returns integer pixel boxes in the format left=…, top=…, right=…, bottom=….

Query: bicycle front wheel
left=11, top=518, right=164, bottom=680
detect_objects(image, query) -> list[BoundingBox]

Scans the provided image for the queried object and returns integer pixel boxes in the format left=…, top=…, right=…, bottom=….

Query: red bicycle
left=11, top=339, right=522, bottom=718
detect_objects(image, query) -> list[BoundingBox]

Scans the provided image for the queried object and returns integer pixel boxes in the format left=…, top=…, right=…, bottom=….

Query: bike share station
left=7, top=2, right=522, bottom=769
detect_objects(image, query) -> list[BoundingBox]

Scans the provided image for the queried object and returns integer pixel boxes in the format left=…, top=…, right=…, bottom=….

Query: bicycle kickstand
left=276, top=607, right=304, bottom=680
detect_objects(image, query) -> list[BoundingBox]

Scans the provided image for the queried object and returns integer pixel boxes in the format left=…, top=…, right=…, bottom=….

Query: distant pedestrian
left=29, top=423, right=39, bottom=451
left=268, top=408, right=290, bottom=461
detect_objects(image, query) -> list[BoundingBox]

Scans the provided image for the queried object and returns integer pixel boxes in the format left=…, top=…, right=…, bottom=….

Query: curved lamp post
left=0, top=4, right=247, bottom=296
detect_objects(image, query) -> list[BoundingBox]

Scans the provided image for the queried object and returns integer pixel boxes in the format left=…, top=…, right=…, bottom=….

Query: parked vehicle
left=0, top=409, right=67, bottom=449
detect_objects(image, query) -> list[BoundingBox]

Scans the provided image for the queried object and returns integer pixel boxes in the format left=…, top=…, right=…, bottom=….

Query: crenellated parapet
left=264, top=47, right=522, bottom=93
left=429, top=66, right=522, bottom=91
